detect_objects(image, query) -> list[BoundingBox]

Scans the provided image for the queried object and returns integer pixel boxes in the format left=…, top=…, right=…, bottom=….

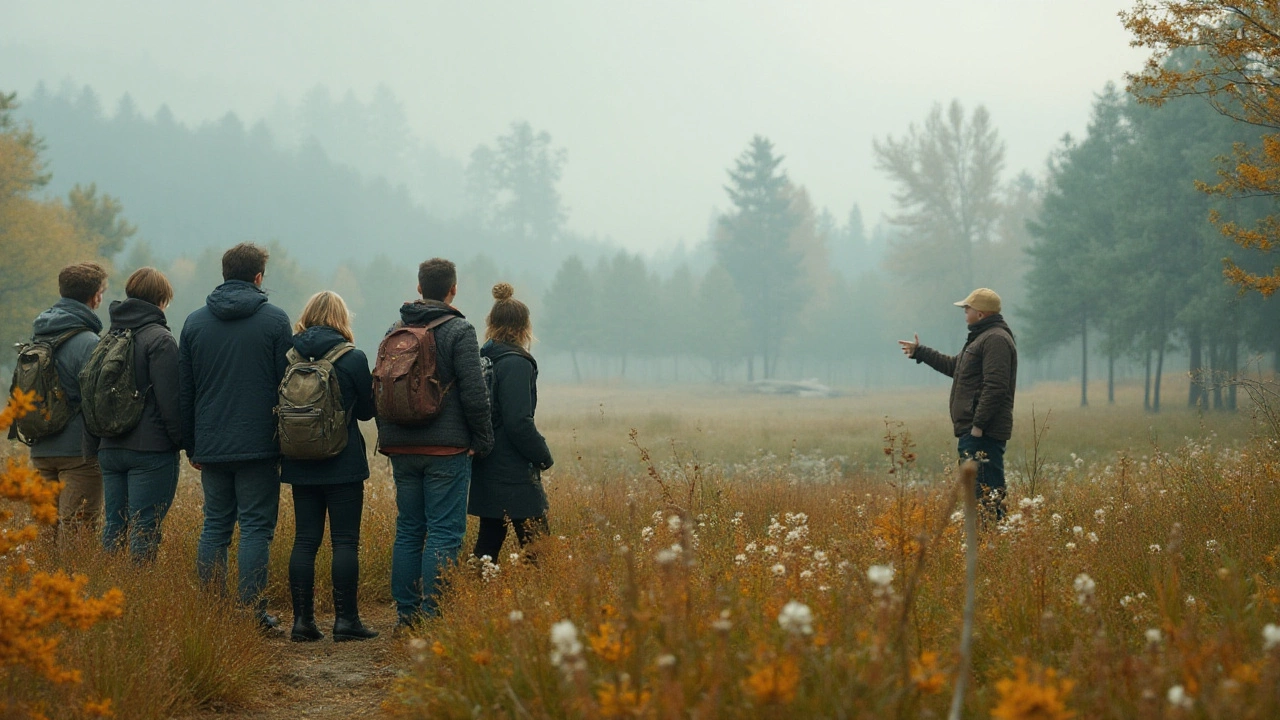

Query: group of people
left=11, top=240, right=1017, bottom=640
left=12, top=243, right=554, bottom=640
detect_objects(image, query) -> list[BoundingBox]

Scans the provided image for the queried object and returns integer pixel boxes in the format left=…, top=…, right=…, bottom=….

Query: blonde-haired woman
left=469, top=283, right=554, bottom=562
left=280, top=291, right=378, bottom=642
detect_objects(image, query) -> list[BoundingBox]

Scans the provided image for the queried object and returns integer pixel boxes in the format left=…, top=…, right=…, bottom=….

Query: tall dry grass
left=3, top=377, right=1273, bottom=718
left=384, top=381, right=1280, bottom=718
left=1, top=476, right=275, bottom=719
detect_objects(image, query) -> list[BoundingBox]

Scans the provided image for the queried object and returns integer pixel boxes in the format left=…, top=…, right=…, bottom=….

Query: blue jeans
left=196, top=460, right=281, bottom=614
left=957, top=433, right=1007, bottom=519
left=100, top=449, right=179, bottom=562
left=390, top=453, right=471, bottom=621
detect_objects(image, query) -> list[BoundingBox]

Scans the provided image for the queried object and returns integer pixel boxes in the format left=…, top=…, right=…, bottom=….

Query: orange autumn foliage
left=1124, top=1, right=1280, bottom=296
left=0, top=388, right=124, bottom=715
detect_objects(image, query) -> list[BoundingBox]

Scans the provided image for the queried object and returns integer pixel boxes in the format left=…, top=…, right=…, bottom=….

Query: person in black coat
left=97, top=268, right=183, bottom=562
left=179, top=243, right=293, bottom=629
left=469, top=283, right=554, bottom=563
left=280, top=291, right=378, bottom=642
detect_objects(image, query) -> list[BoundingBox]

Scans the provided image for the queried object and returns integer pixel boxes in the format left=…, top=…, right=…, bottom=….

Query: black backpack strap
left=424, top=316, right=453, bottom=331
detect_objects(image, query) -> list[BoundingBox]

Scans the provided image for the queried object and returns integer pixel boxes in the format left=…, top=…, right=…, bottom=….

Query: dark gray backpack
left=80, top=328, right=146, bottom=438
left=277, top=342, right=355, bottom=460
left=8, top=329, right=86, bottom=445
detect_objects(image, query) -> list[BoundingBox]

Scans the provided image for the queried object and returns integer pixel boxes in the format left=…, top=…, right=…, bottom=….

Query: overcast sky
left=2, top=1, right=1149, bottom=253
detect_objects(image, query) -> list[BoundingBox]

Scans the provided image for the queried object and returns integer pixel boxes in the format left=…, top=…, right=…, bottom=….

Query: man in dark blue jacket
left=378, top=258, right=494, bottom=627
left=23, top=263, right=107, bottom=543
left=179, top=243, right=292, bottom=628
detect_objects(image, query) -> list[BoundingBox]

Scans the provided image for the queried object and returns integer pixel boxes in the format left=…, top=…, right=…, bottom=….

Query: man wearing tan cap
left=898, top=288, right=1017, bottom=518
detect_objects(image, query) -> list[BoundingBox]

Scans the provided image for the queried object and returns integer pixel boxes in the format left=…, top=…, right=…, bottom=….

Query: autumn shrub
left=0, top=390, right=122, bottom=719
left=1, top=391, right=272, bottom=719
left=385, top=418, right=1280, bottom=718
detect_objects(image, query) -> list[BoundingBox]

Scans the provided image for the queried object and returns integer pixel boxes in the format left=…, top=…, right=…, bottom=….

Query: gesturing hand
left=897, top=333, right=920, bottom=358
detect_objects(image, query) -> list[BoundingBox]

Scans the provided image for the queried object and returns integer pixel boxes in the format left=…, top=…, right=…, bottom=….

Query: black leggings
left=290, top=482, right=364, bottom=602
left=473, top=515, right=548, bottom=562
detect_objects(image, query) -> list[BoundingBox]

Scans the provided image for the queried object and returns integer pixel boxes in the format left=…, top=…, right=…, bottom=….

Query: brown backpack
left=372, top=315, right=453, bottom=425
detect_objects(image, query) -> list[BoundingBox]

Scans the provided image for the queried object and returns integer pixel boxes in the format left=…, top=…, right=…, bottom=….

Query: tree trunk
left=571, top=349, right=581, bottom=383
left=1153, top=341, right=1165, bottom=413
left=1188, top=327, right=1203, bottom=408
left=747, top=355, right=755, bottom=382
left=1143, top=348, right=1152, bottom=411
left=1080, top=317, right=1088, bottom=407
left=1211, top=335, right=1223, bottom=410
left=1107, top=352, right=1115, bottom=404
left=1228, top=337, right=1238, bottom=411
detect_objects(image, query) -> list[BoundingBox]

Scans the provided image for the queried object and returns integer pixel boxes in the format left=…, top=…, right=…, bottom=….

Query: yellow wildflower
left=991, top=658, right=1075, bottom=720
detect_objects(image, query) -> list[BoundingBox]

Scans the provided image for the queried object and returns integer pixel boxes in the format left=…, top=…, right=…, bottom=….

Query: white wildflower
left=1263, top=623, right=1280, bottom=651
left=667, top=515, right=682, bottom=533
left=549, top=620, right=583, bottom=670
left=1149, top=544, right=1161, bottom=554
left=1074, top=573, right=1096, bottom=605
left=1145, top=627, right=1162, bottom=644
left=1205, top=539, right=1219, bottom=552
left=771, top=563, right=786, bottom=577
left=1064, top=542, right=1077, bottom=551
left=655, top=548, right=679, bottom=565
left=777, top=600, right=814, bottom=635
left=1073, top=526, right=1084, bottom=537
left=1186, top=595, right=1196, bottom=607
left=745, top=541, right=758, bottom=553
left=1094, top=508, right=1106, bottom=524
left=734, top=553, right=747, bottom=566
left=508, top=610, right=524, bottom=623
left=641, top=526, right=654, bottom=542
left=763, top=544, right=779, bottom=557
left=1051, top=513, right=1063, bottom=528
left=867, top=564, right=895, bottom=587
left=1167, top=684, right=1193, bottom=709
left=812, top=550, right=829, bottom=564
left=1088, top=532, right=1099, bottom=544
left=799, top=569, right=814, bottom=579
left=656, top=653, right=677, bottom=668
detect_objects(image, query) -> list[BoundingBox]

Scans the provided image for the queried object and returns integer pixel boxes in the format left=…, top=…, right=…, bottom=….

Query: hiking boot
left=333, top=585, right=379, bottom=642
left=290, top=582, right=324, bottom=642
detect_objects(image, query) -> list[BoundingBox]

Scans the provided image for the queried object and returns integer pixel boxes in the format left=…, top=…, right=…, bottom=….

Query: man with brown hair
left=378, top=257, right=494, bottom=628
left=899, top=288, right=1017, bottom=518
left=179, top=242, right=293, bottom=629
left=20, top=262, right=109, bottom=540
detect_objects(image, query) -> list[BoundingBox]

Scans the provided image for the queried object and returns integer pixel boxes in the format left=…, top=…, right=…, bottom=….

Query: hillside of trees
left=5, top=66, right=1280, bottom=409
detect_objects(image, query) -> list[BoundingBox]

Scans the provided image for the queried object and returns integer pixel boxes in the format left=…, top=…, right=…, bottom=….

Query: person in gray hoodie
left=96, top=267, right=183, bottom=563
left=19, top=262, right=107, bottom=542
left=179, top=243, right=293, bottom=629
left=377, top=258, right=494, bottom=628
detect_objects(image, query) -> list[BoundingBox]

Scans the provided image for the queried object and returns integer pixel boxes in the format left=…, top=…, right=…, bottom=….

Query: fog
left=2, top=1, right=1269, bottom=408
left=3, top=1, right=1143, bottom=250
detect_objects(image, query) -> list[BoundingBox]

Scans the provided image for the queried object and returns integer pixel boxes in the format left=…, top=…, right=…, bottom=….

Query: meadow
left=3, top=376, right=1278, bottom=719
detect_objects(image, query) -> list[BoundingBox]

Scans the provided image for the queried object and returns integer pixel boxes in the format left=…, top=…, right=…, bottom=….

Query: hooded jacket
left=375, top=300, right=494, bottom=455
left=98, top=298, right=182, bottom=453
left=280, top=325, right=376, bottom=485
left=26, top=298, right=102, bottom=459
left=178, top=280, right=292, bottom=463
left=469, top=340, right=553, bottom=519
left=913, top=314, right=1018, bottom=441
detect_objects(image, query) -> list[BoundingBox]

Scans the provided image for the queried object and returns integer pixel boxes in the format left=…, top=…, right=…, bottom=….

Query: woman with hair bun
left=469, top=283, right=554, bottom=563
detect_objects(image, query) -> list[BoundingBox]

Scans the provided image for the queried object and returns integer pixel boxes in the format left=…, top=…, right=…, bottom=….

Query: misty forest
left=8, top=2, right=1280, bottom=719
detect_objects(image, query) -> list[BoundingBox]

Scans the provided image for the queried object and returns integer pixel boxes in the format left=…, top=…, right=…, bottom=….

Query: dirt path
left=186, top=605, right=405, bottom=719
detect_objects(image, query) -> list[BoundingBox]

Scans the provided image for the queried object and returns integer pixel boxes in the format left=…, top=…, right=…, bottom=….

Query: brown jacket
left=914, top=315, right=1017, bottom=441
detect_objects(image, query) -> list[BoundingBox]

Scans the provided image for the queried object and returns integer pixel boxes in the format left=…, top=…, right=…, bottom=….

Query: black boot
left=333, top=585, right=378, bottom=642
left=290, top=583, right=323, bottom=643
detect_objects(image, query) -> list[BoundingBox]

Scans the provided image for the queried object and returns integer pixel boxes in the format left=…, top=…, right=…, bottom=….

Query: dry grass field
left=3, top=376, right=1277, bottom=719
